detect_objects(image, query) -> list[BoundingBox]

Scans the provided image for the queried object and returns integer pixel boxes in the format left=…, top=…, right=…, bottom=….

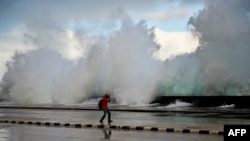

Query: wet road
left=0, top=108, right=249, bottom=140
left=0, top=124, right=223, bottom=141
left=1, top=108, right=250, bottom=130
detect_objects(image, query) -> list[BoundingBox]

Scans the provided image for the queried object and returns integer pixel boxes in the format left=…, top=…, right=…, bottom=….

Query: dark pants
left=100, top=109, right=111, bottom=122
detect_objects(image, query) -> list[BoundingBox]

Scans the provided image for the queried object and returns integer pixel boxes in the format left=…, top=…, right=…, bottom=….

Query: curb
left=0, top=119, right=223, bottom=136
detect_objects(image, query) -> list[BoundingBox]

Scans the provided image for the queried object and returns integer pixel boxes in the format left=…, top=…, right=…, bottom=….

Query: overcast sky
left=0, top=0, right=204, bottom=79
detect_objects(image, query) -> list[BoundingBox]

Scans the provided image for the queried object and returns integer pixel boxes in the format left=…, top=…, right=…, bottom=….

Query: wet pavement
left=1, top=108, right=250, bottom=130
left=0, top=107, right=249, bottom=140
left=0, top=124, right=223, bottom=141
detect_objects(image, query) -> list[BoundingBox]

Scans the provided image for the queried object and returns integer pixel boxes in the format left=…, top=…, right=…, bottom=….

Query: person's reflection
left=102, top=129, right=112, bottom=140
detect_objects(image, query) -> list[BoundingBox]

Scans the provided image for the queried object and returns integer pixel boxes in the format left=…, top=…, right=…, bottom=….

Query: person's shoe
left=100, top=120, right=103, bottom=124
left=108, top=120, right=113, bottom=123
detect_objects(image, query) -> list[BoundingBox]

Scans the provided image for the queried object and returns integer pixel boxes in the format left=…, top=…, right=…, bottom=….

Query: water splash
left=0, top=21, right=162, bottom=105
left=1, top=0, right=250, bottom=105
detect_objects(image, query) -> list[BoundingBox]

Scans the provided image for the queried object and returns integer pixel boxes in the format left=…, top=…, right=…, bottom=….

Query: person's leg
left=100, top=109, right=107, bottom=122
left=107, top=109, right=112, bottom=122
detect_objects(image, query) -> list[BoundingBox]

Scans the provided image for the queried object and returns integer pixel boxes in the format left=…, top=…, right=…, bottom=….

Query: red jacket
left=102, top=96, right=109, bottom=109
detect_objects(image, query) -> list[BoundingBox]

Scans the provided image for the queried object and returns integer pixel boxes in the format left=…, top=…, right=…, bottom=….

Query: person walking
left=100, top=94, right=113, bottom=123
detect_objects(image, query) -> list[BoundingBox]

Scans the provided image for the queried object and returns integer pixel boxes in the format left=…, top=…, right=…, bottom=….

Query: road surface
left=1, top=107, right=249, bottom=141
left=0, top=124, right=223, bottom=141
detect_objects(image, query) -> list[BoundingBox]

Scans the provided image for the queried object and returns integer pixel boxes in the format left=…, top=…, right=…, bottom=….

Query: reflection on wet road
left=0, top=108, right=249, bottom=140
left=0, top=124, right=223, bottom=141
